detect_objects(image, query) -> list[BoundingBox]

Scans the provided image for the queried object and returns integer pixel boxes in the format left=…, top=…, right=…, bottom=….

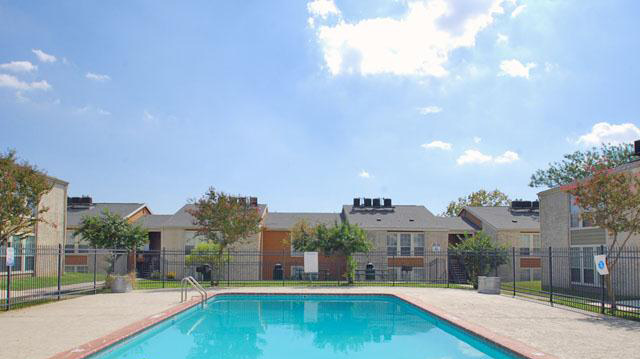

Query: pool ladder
left=181, top=276, right=208, bottom=307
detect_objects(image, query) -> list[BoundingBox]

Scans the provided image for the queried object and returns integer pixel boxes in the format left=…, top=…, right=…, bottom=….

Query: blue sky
left=1, top=0, right=639, bottom=215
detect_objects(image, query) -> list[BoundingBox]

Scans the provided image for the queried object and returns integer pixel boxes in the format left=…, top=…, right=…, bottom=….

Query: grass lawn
left=0, top=272, right=107, bottom=291
left=135, top=279, right=472, bottom=290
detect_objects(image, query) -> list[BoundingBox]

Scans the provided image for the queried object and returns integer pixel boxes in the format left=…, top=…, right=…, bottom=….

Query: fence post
left=282, top=249, right=285, bottom=287
left=57, top=244, right=62, bottom=301
left=392, top=251, right=396, bottom=287
left=600, top=244, right=605, bottom=314
left=548, top=246, right=553, bottom=307
left=512, top=247, right=516, bottom=297
left=93, top=248, right=98, bottom=294
left=162, top=247, right=166, bottom=289
left=493, top=248, right=498, bottom=277
left=227, top=250, right=230, bottom=287
left=446, top=251, right=449, bottom=288
left=6, top=242, right=11, bottom=311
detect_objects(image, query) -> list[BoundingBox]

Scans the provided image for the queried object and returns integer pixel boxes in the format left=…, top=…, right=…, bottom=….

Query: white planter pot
left=477, top=276, right=501, bottom=294
left=110, top=276, right=133, bottom=293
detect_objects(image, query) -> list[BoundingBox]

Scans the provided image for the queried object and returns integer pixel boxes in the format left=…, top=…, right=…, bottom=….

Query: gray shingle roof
left=264, top=212, right=341, bottom=230
left=137, top=214, right=173, bottom=229
left=464, top=206, right=539, bottom=231
left=163, top=203, right=267, bottom=228
left=435, top=216, right=478, bottom=232
left=341, top=205, right=444, bottom=230
left=67, top=203, right=146, bottom=227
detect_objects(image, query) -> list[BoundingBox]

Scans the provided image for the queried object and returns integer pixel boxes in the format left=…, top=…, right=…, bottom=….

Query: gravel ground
left=1, top=286, right=638, bottom=359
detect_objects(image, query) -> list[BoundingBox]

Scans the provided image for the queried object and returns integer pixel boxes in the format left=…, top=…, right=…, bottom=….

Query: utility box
left=478, top=276, right=501, bottom=294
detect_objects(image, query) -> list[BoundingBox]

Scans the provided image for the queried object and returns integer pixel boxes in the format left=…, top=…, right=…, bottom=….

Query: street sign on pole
left=594, top=255, right=609, bottom=275
left=6, top=247, right=14, bottom=267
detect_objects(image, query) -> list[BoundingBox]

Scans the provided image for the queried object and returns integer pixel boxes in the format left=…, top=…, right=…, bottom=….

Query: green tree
left=185, top=242, right=230, bottom=286
left=529, top=143, right=633, bottom=188
left=567, top=163, right=640, bottom=312
left=291, top=220, right=372, bottom=284
left=187, top=188, right=262, bottom=284
left=0, top=150, right=53, bottom=245
left=449, top=231, right=508, bottom=289
left=442, top=189, right=511, bottom=217
left=74, top=209, right=148, bottom=275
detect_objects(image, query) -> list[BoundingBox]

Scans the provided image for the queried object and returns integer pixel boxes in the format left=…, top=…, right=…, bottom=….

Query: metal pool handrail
left=180, top=276, right=207, bottom=307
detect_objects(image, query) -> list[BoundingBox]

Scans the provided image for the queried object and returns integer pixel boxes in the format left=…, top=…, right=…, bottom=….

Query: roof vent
left=409, top=219, right=415, bottom=222
left=376, top=218, right=381, bottom=222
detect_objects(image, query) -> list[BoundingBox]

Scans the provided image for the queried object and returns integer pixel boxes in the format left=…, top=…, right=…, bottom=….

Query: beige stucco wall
left=539, top=189, right=570, bottom=249
left=34, top=180, right=67, bottom=276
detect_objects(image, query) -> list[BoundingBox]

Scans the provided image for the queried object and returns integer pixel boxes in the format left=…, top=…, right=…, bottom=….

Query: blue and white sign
left=6, top=247, right=15, bottom=267
left=594, top=255, right=609, bottom=275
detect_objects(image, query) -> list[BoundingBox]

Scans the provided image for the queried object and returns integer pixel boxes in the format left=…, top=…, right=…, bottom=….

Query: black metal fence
left=2, top=245, right=638, bottom=320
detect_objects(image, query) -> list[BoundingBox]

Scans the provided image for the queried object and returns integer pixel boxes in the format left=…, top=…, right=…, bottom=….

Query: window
left=387, top=233, right=427, bottom=257
left=400, top=234, right=411, bottom=256
left=2, top=236, right=35, bottom=273
left=519, top=233, right=541, bottom=256
left=291, top=243, right=302, bottom=257
left=570, top=196, right=596, bottom=229
left=570, top=246, right=601, bottom=286
left=386, top=233, right=397, bottom=256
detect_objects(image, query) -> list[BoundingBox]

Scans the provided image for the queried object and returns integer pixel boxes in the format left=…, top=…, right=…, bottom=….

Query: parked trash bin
left=196, top=264, right=212, bottom=282
left=273, top=263, right=283, bottom=280
left=365, top=262, right=375, bottom=281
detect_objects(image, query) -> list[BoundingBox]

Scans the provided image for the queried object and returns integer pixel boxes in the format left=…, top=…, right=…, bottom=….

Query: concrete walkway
left=1, top=287, right=638, bottom=359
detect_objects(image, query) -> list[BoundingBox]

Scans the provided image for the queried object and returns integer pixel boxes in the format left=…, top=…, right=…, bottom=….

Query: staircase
left=448, top=256, right=468, bottom=284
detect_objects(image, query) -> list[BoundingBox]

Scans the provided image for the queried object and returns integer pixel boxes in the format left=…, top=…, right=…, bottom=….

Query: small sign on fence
left=6, top=247, right=14, bottom=267
left=594, top=255, right=609, bottom=275
left=304, top=252, right=318, bottom=273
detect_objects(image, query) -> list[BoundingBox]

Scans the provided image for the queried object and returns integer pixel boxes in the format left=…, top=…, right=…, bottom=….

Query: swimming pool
left=90, top=294, right=522, bottom=359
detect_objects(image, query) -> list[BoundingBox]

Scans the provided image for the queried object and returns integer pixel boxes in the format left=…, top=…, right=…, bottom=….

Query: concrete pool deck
left=1, top=287, right=638, bottom=359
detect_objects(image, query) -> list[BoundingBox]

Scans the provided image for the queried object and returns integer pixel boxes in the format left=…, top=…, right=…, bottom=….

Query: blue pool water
left=91, top=295, right=520, bottom=359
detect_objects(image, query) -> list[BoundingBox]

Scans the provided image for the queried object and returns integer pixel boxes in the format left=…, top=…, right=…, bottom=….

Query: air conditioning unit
left=372, top=198, right=381, bottom=208
left=363, top=198, right=372, bottom=207
left=635, top=140, right=640, bottom=156
left=353, top=198, right=361, bottom=207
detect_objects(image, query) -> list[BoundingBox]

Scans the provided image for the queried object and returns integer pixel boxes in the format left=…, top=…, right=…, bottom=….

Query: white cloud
left=32, top=49, right=57, bottom=63
left=418, top=105, right=442, bottom=115
left=494, top=150, right=519, bottom=163
left=358, top=170, right=371, bottom=178
left=312, top=0, right=510, bottom=76
left=496, top=33, right=508, bottom=45
left=0, top=61, right=37, bottom=72
left=421, top=140, right=452, bottom=151
left=86, top=72, right=111, bottom=81
left=456, top=149, right=493, bottom=165
left=576, top=122, right=640, bottom=146
left=456, top=149, right=519, bottom=165
left=473, top=136, right=482, bottom=144
left=0, top=74, right=51, bottom=91
left=499, top=59, right=536, bottom=79
left=511, top=4, right=526, bottom=18
left=75, top=105, right=111, bottom=116
left=307, top=0, right=340, bottom=19
left=544, top=62, right=558, bottom=73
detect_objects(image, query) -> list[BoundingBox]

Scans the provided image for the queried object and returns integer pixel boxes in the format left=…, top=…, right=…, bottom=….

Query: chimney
left=372, top=198, right=381, bottom=208
left=363, top=198, right=372, bottom=207
left=353, top=198, right=361, bottom=207
left=383, top=198, right=392, bottom=207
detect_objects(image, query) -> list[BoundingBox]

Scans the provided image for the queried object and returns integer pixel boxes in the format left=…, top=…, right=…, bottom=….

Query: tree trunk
left=605, top=271, right=617, bottom=313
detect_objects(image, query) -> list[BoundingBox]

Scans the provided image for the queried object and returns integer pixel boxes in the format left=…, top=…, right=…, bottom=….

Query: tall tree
left=187, top=188, right=262, bottom=284
left=442, top=189, right=511, bottom=217
left=566, top=163, right=640, bottom=312
left=0, top=150, right=53, bottom=246
left=529, top=143, right=633, bottom=188
left=291, top=220, right=372, bottom=284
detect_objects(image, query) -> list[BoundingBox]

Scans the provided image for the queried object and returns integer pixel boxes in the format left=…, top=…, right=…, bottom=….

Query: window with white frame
left=519, top=233, right=541, bottom=256
left=570, top=246, right=600, bottom=286
left=1, top=236, right=35, bottom=273
left=291, top=242, right=302, bottom=257
left=387, top=232, right=426, bottom=257
left=570, top=196, right=595, bottom=229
